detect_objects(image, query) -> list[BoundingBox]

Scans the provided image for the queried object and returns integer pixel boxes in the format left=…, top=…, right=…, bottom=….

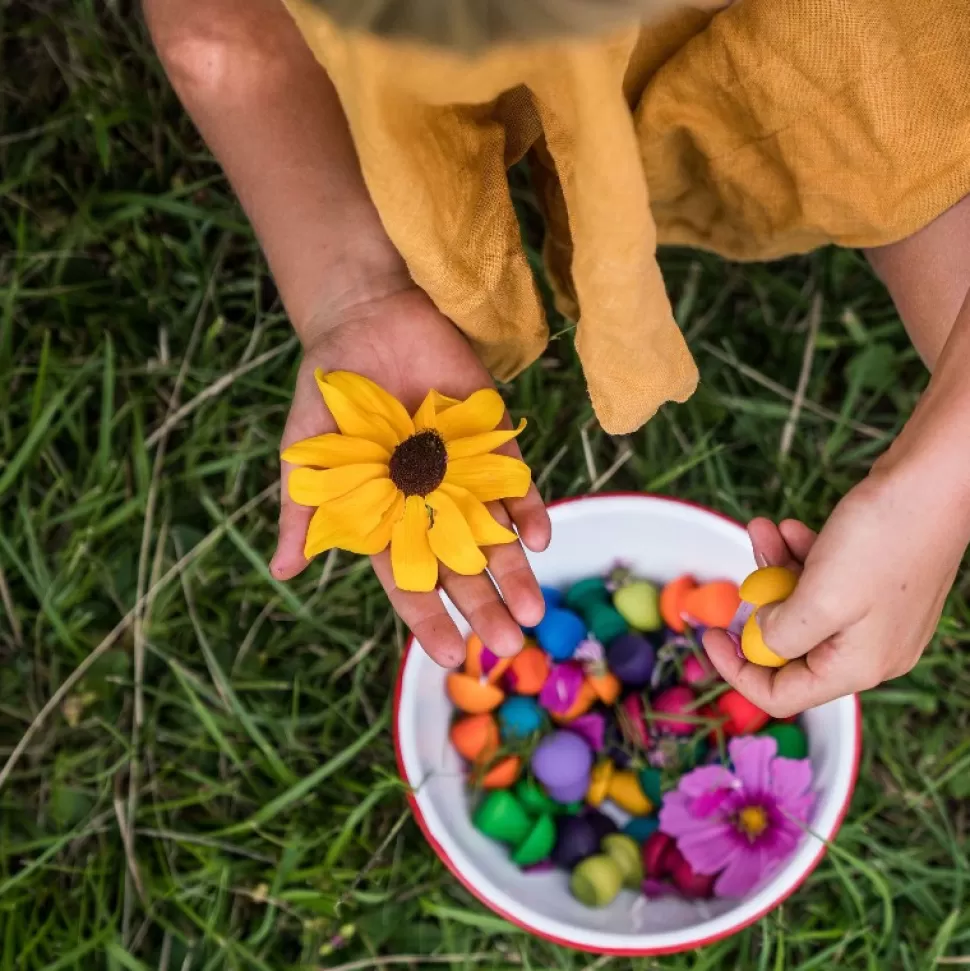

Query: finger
left=704, top=628, right=853, bottom=717
left=273, top=365, right=336, bottom=580
left=504, top=483, right=551, bottom=553
left=371, top=550, right=466, bottom=669
left=439, top=567, right=525, bottom=658
left=492, top=411, right=550, bottom=554
left=485, top=502, right=545, bottom=629
left=778, top=519, right=818, bottom=562
left=271, top=472, right=314, bottom=581
left=747, top=517, right=790, bottom=568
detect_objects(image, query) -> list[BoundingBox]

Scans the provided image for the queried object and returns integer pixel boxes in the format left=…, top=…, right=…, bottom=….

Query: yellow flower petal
left=436, top=389, right=506, bottom=442
left=281, top=434, right=390, bottom=468
left=314, top=370, right=400, bottom=453
left=439, top=483, right=518, bottom=546
left=445, top=419, right=527, bottom=461
left=444, top=454, right=532, bottom=503
left=359, top=492, right=405, bottom=555
left=412, top=391, right=438, bottom=432
left=391, top=496, right=438, bottom=592
left=325, top=371, right=414, bottom=443
left=427, top=490, right=488, bottom=576
left=431, top=390, right=461, bottom=413
left=288, top=464, right=388, bottom=507
left=304, top=478, right=398, bottom=558
left=305, top=491, right=404, bottom=557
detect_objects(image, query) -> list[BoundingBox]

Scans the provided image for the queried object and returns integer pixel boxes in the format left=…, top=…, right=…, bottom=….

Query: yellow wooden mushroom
left=739, top=566, right=798, bottom=668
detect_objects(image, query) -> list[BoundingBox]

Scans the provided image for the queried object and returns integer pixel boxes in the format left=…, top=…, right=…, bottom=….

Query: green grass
left=2, top=3, right=970, bottom=969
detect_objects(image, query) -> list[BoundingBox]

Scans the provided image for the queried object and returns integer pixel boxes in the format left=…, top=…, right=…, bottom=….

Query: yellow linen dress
left=282, top=0, right=970, bottom=434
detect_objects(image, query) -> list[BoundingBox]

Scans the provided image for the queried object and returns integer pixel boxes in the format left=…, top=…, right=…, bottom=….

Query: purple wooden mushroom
left=532, top=731, right=593, bottom=804
left=538, top=663, right=585, bottom=716
left=584, top=808, right=618, bottom=842
left=606, top=633, right=656, bottom=688
left=552, top=815, right=601, bottom=870
left=566, top=712, right=606, bottom=752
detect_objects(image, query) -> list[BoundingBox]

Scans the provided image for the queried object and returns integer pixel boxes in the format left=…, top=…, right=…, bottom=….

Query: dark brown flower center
left=388, top=430, right=447, bottom=497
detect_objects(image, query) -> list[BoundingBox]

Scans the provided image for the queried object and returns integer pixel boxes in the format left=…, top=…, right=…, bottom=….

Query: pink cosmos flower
left=658, top=736, right=815, bottom=897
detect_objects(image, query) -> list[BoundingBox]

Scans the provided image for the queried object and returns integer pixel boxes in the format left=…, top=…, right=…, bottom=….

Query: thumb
left=270, top=460, right=314, bottom=581
left=756, top=584, right=841, bottom=661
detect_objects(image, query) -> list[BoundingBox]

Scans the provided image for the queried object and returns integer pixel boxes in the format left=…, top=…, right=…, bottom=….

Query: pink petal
left=759, top=817, right=801, bottom=857
left=713, top=846, right=767, bottom=897
left=679, top=765, right=738, bottom=798
left=658, top=790, right=727, bottom=839
left=690, top=787, right=734, bottom=817
left=784, top=792, right=817, bottom=824
left=729, top=736, right=776, bottom=794
left=677, top=824, right=744, bottom=876
left=769, top=757, right=814, bottom=804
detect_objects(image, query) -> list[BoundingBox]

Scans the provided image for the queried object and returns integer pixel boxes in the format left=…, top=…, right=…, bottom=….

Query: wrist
left=873, top=290, right=970, bottom=497
left=872, top=413, right=970, bottom=534
left=290, top=246, right=413, bottom=349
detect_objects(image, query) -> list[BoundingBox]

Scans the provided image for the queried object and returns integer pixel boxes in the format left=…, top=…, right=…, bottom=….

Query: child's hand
left=703, top=466, right=966, bottom=715
left=270, top=286, right=551, bottom=669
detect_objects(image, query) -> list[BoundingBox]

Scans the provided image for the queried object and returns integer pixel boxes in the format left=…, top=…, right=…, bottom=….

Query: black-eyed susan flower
left=283, top=371, right=532, bottom=593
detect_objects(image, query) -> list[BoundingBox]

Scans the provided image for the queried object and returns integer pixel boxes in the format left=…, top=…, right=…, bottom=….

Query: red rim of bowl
left=392, top=492, right=863, bottom=956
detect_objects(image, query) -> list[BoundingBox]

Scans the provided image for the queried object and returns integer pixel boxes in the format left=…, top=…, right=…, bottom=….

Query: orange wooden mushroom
left=481, top=755, right=522, bottom=789
left=587, top=671, right=621, bottom=705
left=550, top=680, right=598, bottom=724
left=446, top=673, right=504, bottom=714
left=505, top=644, right=550, bottom=695
left=682, top=581, right=740, bottom=629
left=464, top=633, right=486, bottom=679
left=449, top=713, right=500, bottom=763
left=464, top=633, right=515, bottom=684
left=660, top=575, right=697, bottom=633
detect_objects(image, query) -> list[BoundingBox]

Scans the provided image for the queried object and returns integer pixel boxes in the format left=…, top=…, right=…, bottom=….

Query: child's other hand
left=703, top=466, right=966, bottom=715
left=270, top=286, right=551, bottom=669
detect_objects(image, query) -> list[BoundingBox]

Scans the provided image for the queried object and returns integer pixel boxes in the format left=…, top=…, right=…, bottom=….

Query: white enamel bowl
left=394, top=494, right=861, bottom=955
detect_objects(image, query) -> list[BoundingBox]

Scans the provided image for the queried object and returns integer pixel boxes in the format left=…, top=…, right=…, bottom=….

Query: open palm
left=271, top=287, right=551, bottom=667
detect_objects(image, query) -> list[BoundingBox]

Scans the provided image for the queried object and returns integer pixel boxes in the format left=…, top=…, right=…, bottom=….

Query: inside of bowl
left=396, top=496, right=858, bottom=950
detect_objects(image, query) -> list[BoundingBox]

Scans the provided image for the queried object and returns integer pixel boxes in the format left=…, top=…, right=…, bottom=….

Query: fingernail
left=757, top=604, right=776, bottom=630
left=726, top=630, right=743, bottom=658
left=756, top=553, right=769, bottom=568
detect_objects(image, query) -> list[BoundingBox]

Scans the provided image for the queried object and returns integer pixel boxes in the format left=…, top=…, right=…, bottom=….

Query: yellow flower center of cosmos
left=388, top=430, right=448, bottom=497
left=737, top=805, right=768, bottom=839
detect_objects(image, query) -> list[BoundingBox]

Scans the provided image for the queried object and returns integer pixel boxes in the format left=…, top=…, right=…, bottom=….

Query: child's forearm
left=866, top=194, right=970, bottom=505
left=144, top=0, right=409, bottom=342
left=866, top=194, right=970, bottom=369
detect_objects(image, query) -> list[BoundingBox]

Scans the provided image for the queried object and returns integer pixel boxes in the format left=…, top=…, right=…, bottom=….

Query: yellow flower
left=283, top=371, right=532, bottom=593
